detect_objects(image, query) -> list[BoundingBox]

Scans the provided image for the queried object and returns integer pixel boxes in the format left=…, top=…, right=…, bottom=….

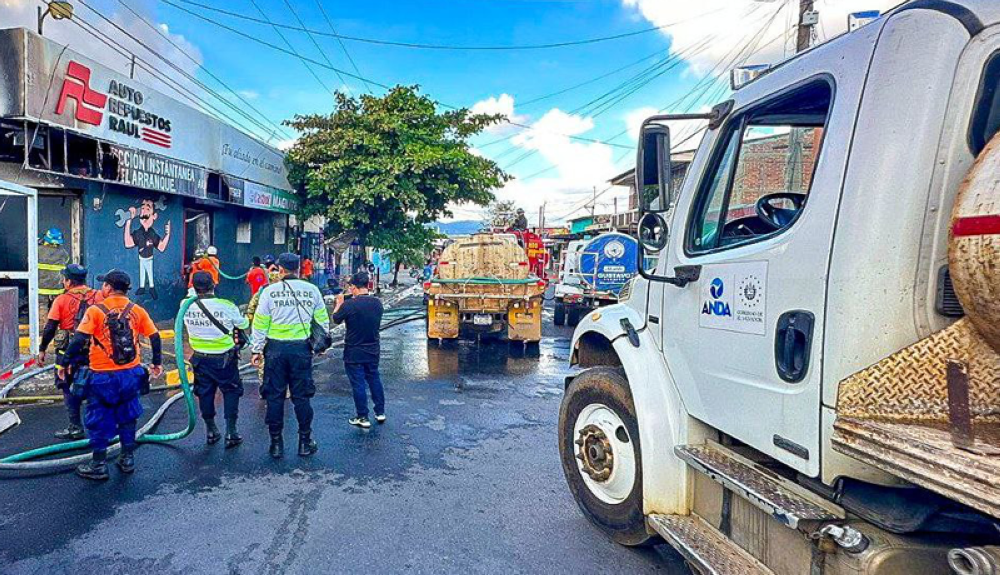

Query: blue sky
left=2, top=0, right=899, bottom=222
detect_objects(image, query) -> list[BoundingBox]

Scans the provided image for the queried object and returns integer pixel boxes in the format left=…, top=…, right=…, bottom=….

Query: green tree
left=285, top=86, right=510, bottom=273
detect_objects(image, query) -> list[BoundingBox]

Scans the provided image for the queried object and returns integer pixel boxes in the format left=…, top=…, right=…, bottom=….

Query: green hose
left=206, top=258, right=248, bottom=281
left=0, top=298, right=198, bottom=466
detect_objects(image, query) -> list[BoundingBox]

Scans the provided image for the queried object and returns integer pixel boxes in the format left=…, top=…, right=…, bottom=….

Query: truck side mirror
left=636, top=123, right=672, bottom=213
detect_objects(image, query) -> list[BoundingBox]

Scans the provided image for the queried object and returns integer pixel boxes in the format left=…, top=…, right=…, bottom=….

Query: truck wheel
left=567, top=308, right=582, bottom=327
left=559, top=367, right=653, bottom=546
left=554, top=302, right=566, bottom=326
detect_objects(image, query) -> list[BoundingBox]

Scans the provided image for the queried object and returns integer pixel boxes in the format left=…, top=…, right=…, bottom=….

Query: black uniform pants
left=262, top=340, right=315, bottom=435
left=191, top=351, right=244, bottom=421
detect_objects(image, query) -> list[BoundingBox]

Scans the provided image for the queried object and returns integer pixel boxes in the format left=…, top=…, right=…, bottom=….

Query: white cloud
left=470, top=93, right=529, bottom=134
left=237, top=90, right=260, bottom=101
left=622, top=0, right=903, bottom=74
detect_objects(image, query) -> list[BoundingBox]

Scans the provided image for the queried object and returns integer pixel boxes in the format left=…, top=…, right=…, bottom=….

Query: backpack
left=93, top=303, right=138, bottom=365
left=72, top=291, right=97, bottom=331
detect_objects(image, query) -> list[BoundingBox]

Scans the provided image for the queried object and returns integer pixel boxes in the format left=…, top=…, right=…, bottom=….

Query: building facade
left=0, top=28, right=296, bottom=321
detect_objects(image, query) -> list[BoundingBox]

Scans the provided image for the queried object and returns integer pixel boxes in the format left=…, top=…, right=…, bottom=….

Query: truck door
left=659, top=78, right=845, bottom=476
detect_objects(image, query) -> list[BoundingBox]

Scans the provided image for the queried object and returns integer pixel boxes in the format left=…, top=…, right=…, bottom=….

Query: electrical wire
left=161, top=0, right=729, bottom=51
left=279, top=0, right=355, bottom=97
left=113, top=0, right=294, bottom=141
left=314, top=0, right=373, bottom=94
left=247, top=0, right=338, bottom=100
left=69, top=0, right=288, bottom=142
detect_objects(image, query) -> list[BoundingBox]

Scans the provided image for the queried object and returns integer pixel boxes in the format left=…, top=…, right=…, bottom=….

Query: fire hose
left=0, top=297, right=199, bottom=475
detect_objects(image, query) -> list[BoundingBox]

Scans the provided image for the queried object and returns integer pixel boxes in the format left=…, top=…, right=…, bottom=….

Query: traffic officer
left=246, top=267, right=284, bottom=398
left=60, top=269, right=162, bottom=480
left=250, top=252, right=330, bottom=458
left=37, top=264, right=102, bottom=440
left=183, top=272, right=249, bottom=448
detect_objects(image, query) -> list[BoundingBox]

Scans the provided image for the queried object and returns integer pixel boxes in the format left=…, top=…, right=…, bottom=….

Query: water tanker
left=553, top=232, right=638, bottom=326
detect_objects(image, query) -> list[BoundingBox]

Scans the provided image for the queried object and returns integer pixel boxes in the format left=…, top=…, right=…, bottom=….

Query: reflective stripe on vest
left=38, top=263, right=66, bottom=271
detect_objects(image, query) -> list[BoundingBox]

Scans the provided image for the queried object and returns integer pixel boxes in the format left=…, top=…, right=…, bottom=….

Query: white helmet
left=207, top=246, right=218, bottom=256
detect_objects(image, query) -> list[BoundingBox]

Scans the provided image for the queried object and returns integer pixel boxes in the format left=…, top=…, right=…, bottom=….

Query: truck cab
left=559, top=2, right=1000, bottom=573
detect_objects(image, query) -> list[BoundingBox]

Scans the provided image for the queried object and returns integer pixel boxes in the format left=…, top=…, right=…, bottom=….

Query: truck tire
left=554, top=302, right=566, bottom=326
left=567, top=308, right=583, bottom=327
left=559, top=367, right=654, bottom=547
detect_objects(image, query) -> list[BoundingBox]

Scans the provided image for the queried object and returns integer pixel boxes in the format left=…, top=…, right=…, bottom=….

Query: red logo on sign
left=55, top=61, right=107, bottom=126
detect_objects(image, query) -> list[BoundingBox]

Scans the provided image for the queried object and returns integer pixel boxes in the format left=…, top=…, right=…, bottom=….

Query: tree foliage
left=285, top=86, right=510, bottom=262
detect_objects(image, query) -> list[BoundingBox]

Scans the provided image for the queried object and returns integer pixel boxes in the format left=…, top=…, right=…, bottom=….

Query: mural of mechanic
left=122, top=197, right=171, bottom=300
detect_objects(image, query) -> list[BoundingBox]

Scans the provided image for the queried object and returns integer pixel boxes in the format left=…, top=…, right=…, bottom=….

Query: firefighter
left=37, top=264, right=102, bottom=440
left=60, top=270, right=162, bottom=480
left=38, top=228, right=70, bottom=310
left=250, top=253, right=330, bottom=458
left=512, top=208, right=528, bottom=231
left=183, top=272, right=249, bottom=448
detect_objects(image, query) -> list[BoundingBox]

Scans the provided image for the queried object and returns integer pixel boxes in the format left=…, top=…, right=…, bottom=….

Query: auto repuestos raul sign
left=0, top=28, right=292, bottom=194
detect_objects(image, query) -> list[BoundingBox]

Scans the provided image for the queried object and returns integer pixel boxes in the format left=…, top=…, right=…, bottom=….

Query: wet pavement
left=0, top=291, right=688, bottom=574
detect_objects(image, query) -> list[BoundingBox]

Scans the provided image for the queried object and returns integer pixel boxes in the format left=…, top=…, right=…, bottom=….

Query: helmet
left=194, top=248, right=206, bottom=258
left=207, top=246, right=218, bottom=256
left=264, top=254, right=276, bottom=265
left=516, top=208, right=525, bottom=214
left=40, top=227, right=64, bottom=246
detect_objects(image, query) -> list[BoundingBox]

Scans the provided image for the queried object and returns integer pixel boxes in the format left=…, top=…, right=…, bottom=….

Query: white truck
left=559, top=2, right=1000, bottom=574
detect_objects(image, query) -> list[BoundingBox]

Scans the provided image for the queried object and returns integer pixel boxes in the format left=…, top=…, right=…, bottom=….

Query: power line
left=73, top=0, right=290, bottom=142
left=314, top=0, right=373, bottom=94
left=279, top=0, right=355, bottom=96
left=123, top=0, right=646, bottom=153
left=161, top=0, right=728, bottom=51
left=247, top=0, right=339, bottom=99
left=112, top=0, right=294, bottom=140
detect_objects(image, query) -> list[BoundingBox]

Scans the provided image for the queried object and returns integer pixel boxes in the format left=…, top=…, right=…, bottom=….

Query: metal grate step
left=676, top=442, right=843, bottom=531
left=648, top=514, right=774, bottom=575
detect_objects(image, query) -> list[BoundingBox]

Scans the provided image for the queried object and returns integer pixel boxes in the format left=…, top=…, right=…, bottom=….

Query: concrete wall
left=76, top=180, right=289, bottom=322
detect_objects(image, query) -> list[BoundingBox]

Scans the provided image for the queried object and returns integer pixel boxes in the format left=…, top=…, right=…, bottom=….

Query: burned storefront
left=0, top=27, right=297, bottom=322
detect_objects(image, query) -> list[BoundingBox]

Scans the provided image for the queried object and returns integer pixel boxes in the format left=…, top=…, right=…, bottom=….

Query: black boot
left=205, top=419, right=222, bottom=445
left=149, top=287, right=158, bottom=300
left=298, top=432, right=318, bottom=457
left=225, top=418, right=242, bottom=448
left=269, top=434, right=284, bottom=459
left=136, top=287, right=146, bottom=295
left=76, top=451, right=109, bottom=481
left=117, top=446, right=136, bottom=474
left=54, top=424, right=85, bottom=440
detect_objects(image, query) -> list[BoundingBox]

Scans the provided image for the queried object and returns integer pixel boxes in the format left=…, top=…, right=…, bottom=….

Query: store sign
left=243, top=181, right=299, bottom=214
left=4, top=28, right=292, bottom=193
left=108, top=145, right=207, bottom=197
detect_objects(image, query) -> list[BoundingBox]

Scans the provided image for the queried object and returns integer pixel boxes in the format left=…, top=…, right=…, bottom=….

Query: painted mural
left=117, top=195, right=172, bottom=300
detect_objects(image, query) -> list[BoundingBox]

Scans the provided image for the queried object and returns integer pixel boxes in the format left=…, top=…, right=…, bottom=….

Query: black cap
left=277, top=252, right=300, bottom=271
left=192, top=271, right=216, bottom=291
left=61, top=263, right=88, bottom=281
left=350, top=271, right=369, bottom=288
left=97, top=269, right=131, bottom=292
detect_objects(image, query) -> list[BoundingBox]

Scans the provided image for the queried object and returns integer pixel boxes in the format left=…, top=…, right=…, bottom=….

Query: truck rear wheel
left=554, top=302, right=566, bottom=326
left=567, top=308, right=583, bottom=327
left=559, top=367, right=653, bottom=546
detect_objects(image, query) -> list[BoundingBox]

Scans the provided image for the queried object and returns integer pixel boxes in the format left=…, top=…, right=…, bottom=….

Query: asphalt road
left=0, top=291, right=688, bottom=575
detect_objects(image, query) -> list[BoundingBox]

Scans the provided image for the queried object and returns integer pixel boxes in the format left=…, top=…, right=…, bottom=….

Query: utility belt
left=192, top=348, right=239, bottom=366
left=71, top=366, right=150, bottom=404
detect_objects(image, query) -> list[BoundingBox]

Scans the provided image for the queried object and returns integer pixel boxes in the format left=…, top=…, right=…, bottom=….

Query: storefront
left=0, top=28, right=297, bottom=321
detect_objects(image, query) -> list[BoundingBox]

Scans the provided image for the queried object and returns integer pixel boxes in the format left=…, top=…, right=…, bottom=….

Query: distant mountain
left=428, top=220, right=484, bottom=236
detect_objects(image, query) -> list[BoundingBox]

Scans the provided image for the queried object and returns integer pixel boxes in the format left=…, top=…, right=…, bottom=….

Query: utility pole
left=129, top=55, right=137, bottom=79
left=796, top=0, right=816, bottom=53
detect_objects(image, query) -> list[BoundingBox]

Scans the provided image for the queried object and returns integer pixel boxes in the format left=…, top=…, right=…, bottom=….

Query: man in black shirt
left=331, top=272, right=385, bottom=429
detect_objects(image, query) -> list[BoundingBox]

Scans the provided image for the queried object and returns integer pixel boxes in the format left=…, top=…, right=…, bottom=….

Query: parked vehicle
left=424, top=233, right=546, bottom=342
left=559, top=3, right=1000, bottom=573
left=553, top=232, right=638, bottom=326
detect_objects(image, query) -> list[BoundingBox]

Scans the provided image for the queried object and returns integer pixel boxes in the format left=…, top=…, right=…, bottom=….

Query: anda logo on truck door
left=699, top=262, right=767, bottom=335
left=55, top=61, right=174, bottom=149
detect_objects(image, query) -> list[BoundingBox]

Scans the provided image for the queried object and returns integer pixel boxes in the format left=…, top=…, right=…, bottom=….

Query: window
left=970, top=50, right=1000, bottom=157
left=687, top=81, right=831, bottom=254
left=273, top=214, right=287, bottom=245
left=236, top=216, right=252, bottom=244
